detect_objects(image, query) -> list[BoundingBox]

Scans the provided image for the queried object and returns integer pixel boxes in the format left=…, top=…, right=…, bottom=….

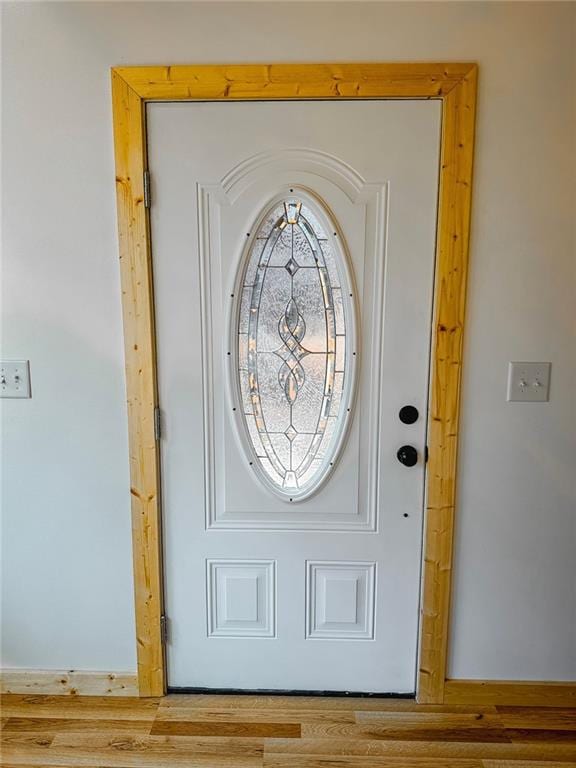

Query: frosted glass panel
left=235, top=197, right=355, bottom=500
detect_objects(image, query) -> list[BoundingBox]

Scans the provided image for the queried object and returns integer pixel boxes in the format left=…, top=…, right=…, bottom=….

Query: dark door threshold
left=168, top=686, right=415, bottom=699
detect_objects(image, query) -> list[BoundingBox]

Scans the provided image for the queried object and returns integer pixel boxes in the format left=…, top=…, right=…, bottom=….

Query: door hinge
left=160, top=614, right=168, bottom=645
left=143, top=170, right=151, bottom=209
left=154, top=406, right=161, bottom=440
left=425, top=445, right=429, bottom=463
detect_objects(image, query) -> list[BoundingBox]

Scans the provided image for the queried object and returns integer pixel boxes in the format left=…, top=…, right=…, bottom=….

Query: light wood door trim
left=444, top=679, right=576, bottom=707
left=111, top=62, right=478, bottom=699
left=418, top=64, right=478, bottom=703
left=112, top=71, right=164, bottom=697
left=0, top=669, right=139, bottom=697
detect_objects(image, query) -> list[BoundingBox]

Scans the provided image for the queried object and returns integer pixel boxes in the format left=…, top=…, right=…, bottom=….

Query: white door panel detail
left=196, top=169, right=386, bottom=531
left=306, top=561, right=376, bottom=640
left=207, top=560, right=276, bottom=638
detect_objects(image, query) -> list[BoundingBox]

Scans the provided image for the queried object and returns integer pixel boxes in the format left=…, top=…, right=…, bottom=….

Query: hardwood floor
left=1, top=693, right=575, bottom=767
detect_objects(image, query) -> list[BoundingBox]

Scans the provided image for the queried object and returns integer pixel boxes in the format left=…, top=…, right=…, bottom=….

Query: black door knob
left=397, top=445, right=418, bottom=467
left=399, top=405, right=419, bottom=424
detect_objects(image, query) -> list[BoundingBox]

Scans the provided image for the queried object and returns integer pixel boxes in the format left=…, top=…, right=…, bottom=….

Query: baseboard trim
left=0, top=669, right=139, bottom=697
left=444, top=679, right=576, bottom=707
left=3, top=671, right=575, bottom=704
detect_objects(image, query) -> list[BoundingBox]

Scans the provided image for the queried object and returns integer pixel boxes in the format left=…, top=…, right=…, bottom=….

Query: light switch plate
left=1, top=360, right=31, bottom=398
left=507, top=361, right=551, bottom=402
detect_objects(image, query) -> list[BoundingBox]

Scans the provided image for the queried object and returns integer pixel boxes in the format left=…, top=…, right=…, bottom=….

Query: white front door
left=148, top=100, right=441, bottom=693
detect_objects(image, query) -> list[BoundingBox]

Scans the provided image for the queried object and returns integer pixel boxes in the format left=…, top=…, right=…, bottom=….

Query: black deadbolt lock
left=399, top=405, right=419, bottom=424
left=397, top=445, right=418, bottom=467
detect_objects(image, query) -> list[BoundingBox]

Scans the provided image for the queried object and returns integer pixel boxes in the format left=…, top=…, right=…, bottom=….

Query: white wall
left=2, top=1, right=575, bottom=680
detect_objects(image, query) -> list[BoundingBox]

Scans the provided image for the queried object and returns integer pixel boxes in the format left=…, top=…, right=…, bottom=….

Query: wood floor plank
left=1, top=694, right=159, bottom=709
left=160, top=694, right=419, bottom=711
left=1, top=749, right=262, bottom=768
left=3, top=716, right=154, bottom=734
left=51, top=732, right=264, bottom=753
left=301, top=722, right=511, bottom=743
left=0, top=694, right=159, bottom=721
left=151, top=719, right=301, bottom=738
left=155, top=706, right=355, bottom=724
left=5, top=734, right=264, bottom=767
left=263, top=756, right=483, bottom=768
left=505, top=729, right=576, bottom=744
left=1, top=731, right=55, bottom=747
left=160, top=695, right=496, bottom=713
left=482, top=762, right=576, bottom=767
left=264, top=737, right=576, bottom=761
left=355, top=713, right=506, bottom=729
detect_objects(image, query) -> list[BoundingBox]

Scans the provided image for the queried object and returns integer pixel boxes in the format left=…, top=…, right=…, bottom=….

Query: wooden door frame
left=111, top=62, right=478, bottom=700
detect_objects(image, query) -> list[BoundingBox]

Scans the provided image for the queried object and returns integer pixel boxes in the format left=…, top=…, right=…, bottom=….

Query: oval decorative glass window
left=234, top=197, right=356, bottom=501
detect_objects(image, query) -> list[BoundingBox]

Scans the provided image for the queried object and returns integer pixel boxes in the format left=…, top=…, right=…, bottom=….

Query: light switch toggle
left=1, top=360, right=31, bottom=398
left=507, top=362, right=551, bottom=402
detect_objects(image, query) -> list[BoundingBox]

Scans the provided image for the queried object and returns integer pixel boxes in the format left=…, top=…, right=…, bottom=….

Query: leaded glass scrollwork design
left=235, top=197, right=355, bottom=500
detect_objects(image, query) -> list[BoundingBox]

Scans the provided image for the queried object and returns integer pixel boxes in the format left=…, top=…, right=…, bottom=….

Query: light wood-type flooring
left=2, top=693, right=576, bottom=767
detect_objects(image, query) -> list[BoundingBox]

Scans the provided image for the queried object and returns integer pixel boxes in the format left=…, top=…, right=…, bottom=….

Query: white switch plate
left=1, top=360, right=31, bottom=398
left=507, top=361, right=551, bottom=402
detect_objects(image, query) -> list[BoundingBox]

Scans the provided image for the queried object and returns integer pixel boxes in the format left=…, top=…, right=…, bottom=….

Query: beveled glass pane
left=257, top=352, right=291, bottom=433
left=238, top=332, right=249, bottom=371
left=258, top=204, right=286, bottom=239
left=292, top=226, right=318, bottom=267
left=238, top=289, right=252, bottom=334
left=316, top=416, right=338, bottom=459
left=332, top=287, right=345, bottom=334
left=239, top=369, right=253, bottom=415
left=247, top=419, right=267, bottom=458
left=300, top=206, right=326, bottom=240
left=335, top=336, right=345, bottom=373
left=291, top=354, right=326, bottom=434
left=243, top=240, right=264, bottom=287
left=298, top=457, right=324, bottom=486
left=267, top=228, right=293, bottom=267
left=269, top=433, right=291, bottom=468
left=319, top=240, right=341, bottom=289
left=291, top=433, right=314, bottom=470
left=235, top=197, right=355, bottom=499
left=257, top=270, right=291, bottom=352
left=292, top=270, right=326, bottom=353
left=260, top=457, right=283, bottom=485
left=331, top=372, right=345, bottom=416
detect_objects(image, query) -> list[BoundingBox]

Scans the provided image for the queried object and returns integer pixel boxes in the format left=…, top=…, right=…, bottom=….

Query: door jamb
left=111, top=62, right=478, bottom=701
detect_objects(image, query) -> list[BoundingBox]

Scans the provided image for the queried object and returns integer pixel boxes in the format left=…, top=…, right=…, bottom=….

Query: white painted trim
left=221, top=148, right=366, bottom=204
left=0, top=669, right=139, bottom=697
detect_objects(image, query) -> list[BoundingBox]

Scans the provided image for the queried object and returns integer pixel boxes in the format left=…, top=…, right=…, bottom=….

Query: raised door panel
left=198, top=163, right=387, bottom=530
left=207, top=560, right=276, bottom=638
left=306, top=561, right=376, bottom=640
